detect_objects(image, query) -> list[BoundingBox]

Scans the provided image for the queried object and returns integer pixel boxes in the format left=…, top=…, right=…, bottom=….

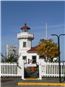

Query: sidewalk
left=19, top=77, right=65, bottom=83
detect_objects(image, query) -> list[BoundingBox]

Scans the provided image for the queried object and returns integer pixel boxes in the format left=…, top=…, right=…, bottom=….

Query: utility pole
left=51, top=34, right=65, bottom=83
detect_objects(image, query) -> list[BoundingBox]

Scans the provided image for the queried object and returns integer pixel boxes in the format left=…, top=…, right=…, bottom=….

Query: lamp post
left=51, top=34, right=65, bottom=83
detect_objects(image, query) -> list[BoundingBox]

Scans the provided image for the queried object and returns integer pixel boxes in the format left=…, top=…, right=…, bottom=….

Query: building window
left=23, top=56, right=26, bottom=60
left=23, top=56, right=27, bottom=64
left=32, top=56, right=36, bottom=63
left=23, top=42, right=26, bottom=47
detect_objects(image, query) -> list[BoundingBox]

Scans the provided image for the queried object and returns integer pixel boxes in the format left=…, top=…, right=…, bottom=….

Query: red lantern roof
left=21, top=23, right=30, bottom=30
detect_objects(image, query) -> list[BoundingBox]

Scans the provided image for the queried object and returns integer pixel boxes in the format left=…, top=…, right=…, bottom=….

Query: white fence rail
left=1, top=63, right=18, bottom=76
left=41, top=62, right=65, bottom=77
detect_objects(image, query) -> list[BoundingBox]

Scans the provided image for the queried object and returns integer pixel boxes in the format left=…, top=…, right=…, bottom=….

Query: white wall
left=19, top=39, right=32, bottom=53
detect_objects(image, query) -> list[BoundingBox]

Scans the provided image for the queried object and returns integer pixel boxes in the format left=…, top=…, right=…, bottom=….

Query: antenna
left=45, top=23, right=48, bottom=39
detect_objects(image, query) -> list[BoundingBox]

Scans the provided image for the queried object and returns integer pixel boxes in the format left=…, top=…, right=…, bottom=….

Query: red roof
left=27, top=46, right=38, bottom=53
left=21, top=23, right=30, bottom=30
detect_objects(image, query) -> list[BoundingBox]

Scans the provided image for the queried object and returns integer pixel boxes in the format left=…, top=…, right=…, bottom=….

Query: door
left=24, top=65, right=39, bottom=78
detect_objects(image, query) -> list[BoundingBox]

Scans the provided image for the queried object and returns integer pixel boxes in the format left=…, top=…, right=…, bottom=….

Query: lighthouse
left=17, top=23, right=41, bottom=80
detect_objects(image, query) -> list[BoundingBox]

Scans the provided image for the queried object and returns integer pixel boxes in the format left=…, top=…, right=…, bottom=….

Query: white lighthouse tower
left=17, top=23, right=34, bottom=79
left=17, top=23, right=34, bottom=54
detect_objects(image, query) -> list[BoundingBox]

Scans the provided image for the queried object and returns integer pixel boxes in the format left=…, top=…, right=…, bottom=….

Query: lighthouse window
left=32, top=56, right=36, bottom=63
left=23, top=42, right=26, bottom=47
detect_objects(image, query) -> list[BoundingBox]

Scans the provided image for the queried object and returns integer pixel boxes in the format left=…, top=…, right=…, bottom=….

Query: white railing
left=41, top=62, right=65, bottom=77
left=1, top=63, right=19, bottom=76
left=17, top=32, right=34, bottom=39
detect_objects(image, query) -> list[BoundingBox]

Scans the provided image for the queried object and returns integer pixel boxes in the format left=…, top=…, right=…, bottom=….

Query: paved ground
left=1, top=77, right=65, bottom=87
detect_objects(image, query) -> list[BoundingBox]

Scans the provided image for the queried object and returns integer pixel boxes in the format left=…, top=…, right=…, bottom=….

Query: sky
left=1, top=1, right=65, bottom=60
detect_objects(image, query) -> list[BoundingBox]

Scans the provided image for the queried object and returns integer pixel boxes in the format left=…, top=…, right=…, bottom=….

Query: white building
left=17, top=24, right=43, bottom=79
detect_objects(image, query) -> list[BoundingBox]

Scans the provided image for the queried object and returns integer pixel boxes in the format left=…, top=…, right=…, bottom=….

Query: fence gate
left=24, top=65, right=39, bottom=79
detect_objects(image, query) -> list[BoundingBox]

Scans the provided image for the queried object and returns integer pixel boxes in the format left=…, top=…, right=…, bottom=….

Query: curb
left=17, top=82, right=65, bottom=86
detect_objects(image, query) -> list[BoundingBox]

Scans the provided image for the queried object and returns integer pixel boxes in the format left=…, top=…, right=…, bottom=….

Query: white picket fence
left=41, top=62, right=65, bottom=77
left=1, top=63, right=18, bottom=76
left=0, top=62, right=65, bottom=77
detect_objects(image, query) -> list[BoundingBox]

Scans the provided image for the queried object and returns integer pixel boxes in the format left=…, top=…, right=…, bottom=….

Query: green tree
left=36, top=39, right=59, bottom=62
left=1, top=53, right=6, bottom=62
left=5, top=54, right=18, bottom=63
